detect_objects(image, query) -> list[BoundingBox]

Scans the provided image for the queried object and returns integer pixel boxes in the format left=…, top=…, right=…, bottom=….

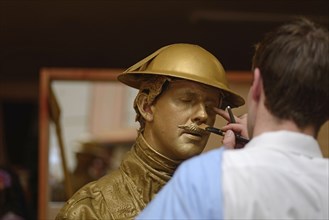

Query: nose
left=191, top=103, right=208, bottom=124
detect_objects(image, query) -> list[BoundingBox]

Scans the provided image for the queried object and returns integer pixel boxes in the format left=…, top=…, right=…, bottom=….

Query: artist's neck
left=253, top=105, right=316, bottom=139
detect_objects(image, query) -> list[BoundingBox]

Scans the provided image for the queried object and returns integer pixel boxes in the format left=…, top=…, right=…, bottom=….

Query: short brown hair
left=252, top=17, right=329, bottom=131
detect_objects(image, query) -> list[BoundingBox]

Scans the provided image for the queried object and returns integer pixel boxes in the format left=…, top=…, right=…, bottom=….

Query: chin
left=179, top=146, right=205, bottom=160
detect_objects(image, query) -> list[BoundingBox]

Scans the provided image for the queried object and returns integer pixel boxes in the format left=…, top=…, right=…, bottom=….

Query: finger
left=215, top=107, right=244, bottom=125
left=229, top=112, right=244, bottom=124
left=236, top=113, right=248, bottom=124
left=221, top=124, right=244, bottom=132
left=222, top=130, right=236, bottom=149
left=221, top=124, right=249, bottom=139
left=213, top=107, right=230, bottom=122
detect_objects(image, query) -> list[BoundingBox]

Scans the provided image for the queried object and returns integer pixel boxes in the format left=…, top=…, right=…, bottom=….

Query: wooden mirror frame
left=38, top=68, right=125, bottom=219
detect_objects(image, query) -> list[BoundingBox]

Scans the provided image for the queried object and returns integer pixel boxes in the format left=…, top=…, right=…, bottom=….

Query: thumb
left=223, top=130, right=236, bottom=149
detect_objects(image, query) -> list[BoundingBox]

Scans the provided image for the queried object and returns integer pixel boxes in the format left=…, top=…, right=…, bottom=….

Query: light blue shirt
left=137, top=147, right=225, bottom=220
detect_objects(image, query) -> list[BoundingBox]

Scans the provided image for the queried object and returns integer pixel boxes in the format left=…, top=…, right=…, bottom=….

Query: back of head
left=252, top=17, right=329, bottom=131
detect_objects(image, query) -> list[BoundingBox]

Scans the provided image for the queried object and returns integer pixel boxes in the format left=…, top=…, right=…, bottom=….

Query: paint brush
left=178, top=123, right=249, bottom=144
left=225, top=106, right=249, bottom=144
left=204, top=126, right=249, bottom=144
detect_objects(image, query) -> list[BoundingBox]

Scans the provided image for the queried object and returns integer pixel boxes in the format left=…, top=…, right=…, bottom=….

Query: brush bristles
left=197, top=124, right=208, bottom=131
left=177, top=124, right=209, bottom=135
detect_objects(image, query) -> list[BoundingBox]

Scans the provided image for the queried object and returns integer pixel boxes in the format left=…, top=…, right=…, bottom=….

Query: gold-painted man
left=56, top=43, right=244, bottom=219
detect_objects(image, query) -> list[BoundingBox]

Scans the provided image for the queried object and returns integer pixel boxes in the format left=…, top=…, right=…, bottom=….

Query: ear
left=135, top=93, right=154, bottom=122
left=251, top=68, right=263, bottom=102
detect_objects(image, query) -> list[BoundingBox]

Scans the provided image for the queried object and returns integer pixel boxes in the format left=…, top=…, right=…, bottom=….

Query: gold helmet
left=117, top=43, right=244, bottom=108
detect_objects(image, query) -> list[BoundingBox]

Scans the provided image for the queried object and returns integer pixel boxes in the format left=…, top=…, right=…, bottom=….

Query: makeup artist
left=56, top=43, right=244, bottom=219
left=137, top=18, right=329, bottom=219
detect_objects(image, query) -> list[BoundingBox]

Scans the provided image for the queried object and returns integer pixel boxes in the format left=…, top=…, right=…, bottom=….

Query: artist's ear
left=251, top=68, right=263, bottom=102
left=136, top=93, right=154, bottom=122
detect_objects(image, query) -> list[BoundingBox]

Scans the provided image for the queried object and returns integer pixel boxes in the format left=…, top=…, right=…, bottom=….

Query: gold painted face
left=143, top=79, right=221, bottom=160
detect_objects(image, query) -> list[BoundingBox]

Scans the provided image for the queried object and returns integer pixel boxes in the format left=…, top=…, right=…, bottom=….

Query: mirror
left=38, top=69, right=328, bottom=220
left=39, top=68, right=139, bottom=219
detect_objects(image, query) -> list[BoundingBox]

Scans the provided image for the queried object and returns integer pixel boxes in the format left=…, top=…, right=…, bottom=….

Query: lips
left=185, top=129, right=203, bottom=137
left=182, top=132, right=205, bottom=142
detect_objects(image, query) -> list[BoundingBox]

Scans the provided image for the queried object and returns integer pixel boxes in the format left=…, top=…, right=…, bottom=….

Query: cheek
left=158, top=101, right=190, bottom=117
left=153, top=103, right=188, bottom=127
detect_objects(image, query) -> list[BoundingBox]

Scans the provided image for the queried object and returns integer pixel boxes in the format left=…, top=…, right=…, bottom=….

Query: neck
left=249, top=69, right=316, bottom=139
left=253, top=103, right=316, bottom=138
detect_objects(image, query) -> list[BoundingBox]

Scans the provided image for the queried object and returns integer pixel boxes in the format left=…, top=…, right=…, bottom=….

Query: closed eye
left=180, top=98, right=193, bottom=103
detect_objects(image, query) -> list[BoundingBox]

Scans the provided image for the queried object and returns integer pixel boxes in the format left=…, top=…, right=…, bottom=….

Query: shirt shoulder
left=221, top=147, right=329, bottom=219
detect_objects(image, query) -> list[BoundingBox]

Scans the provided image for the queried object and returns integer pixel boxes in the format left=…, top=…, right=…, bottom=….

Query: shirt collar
left=245, top=131, right=323, bottom=158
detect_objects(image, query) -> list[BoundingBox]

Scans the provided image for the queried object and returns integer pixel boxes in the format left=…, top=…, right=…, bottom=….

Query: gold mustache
left=178, top=124, right=209, bottom=136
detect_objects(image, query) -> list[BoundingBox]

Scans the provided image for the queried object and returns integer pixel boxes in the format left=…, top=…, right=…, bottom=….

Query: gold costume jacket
left=56, top=134, right=181, bottom=220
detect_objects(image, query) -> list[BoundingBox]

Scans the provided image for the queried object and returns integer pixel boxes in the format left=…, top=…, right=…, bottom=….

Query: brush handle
left=205, top=127, right=249, bottom=144
left=205, top=127, right=225, bottom=136
left=235, top=134, right=249, bottom=144
left=227, top=106, right=236, bottom=123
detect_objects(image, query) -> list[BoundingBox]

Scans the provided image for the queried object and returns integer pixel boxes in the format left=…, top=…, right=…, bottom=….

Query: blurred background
left=0, top=1, right=328, bottom=219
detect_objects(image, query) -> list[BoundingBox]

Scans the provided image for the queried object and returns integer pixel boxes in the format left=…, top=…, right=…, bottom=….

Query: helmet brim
left=117, top=71, right=245, bottom=108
